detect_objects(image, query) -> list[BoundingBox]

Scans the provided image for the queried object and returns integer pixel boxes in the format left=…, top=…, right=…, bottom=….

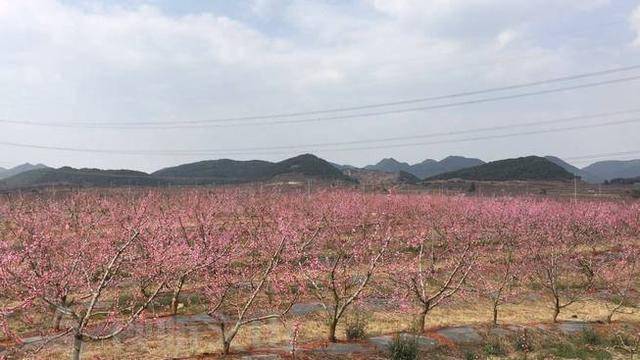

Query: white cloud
left=0, top=0, right=636, bottom=171
left=496, top=29, right=519, bottom=49
left=369, top=0, right=610, bottom=16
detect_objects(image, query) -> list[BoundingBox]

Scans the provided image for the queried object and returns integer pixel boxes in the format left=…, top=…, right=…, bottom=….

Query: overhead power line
left=16, top=108, right=640, bottom=154
left=2, top=65, right=640, bottom=129
left=124, top=108, right=640, bottom=151
left=1, top=116, right=638, bottom=157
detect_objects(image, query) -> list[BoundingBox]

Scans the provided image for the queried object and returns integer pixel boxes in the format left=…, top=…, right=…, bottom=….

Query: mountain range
left=363, top=156, right=485, bottom=179
left=0, top=167, right=170, bottom=189
left=362, top=156, right=640, bottom=183
left=582, top=160, right=640, bottom=182
left=543, top=156, right=602, bottom=183
left=153, top=154, right=352, bottom=183
left=0, top=154, right=353, bottom=190
left=0, top=163, right=49, bottom=180
left=428, top=156, right=574, bottom=182
left=2, top=154, right=640, bottom=190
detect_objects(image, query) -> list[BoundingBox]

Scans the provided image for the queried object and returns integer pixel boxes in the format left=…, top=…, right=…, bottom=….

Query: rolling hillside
left=0, top=163, right=49, bottom=180
left=364, top=156, right=484, bottom=179
left=7, top=154, right=634, bottom=190
left=152, top=159, right=275, bottom=182
left=582, top=159, right=640, bottom=182
left=364, top=158, right=411, bottom=173
left=0, top=155, right=354, bottom=190
left=544, top=156, right=602, bottom=183
left=343, top=168, right=420, bottom=186
left=428, top=156, right=575, bottom=181
left=0, top=167, right=170, bottom=189
left=154, top=154, right=354, bottom=184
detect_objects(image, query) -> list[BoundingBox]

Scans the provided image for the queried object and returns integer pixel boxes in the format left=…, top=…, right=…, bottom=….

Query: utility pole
left=573, top=176, right=577, bottom=204
left=307, top=179, right=312, bottom=197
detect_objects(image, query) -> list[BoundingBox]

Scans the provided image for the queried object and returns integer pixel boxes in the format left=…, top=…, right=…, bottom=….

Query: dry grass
left=21, top=295, right=639, bottom=359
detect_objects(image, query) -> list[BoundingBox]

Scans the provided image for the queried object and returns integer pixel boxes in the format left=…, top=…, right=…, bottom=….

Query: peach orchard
left=0, top=189, right=638, bottom=358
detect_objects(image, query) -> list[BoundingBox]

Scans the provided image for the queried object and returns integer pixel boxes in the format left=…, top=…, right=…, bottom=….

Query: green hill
left=364, top=156, right=485, bottom=179
left=0, top=154, right=355, bottom=190
left=544, top=156, right=601, bottom=183
left=153, top=154, right=354, bottom=184
left=428, top=156, right=575, bottom=182
left=152, top=159, right=275, bottom=183
left=0, top=167, right=170, bottom=189
left=0, top=163, right=50, bottom=180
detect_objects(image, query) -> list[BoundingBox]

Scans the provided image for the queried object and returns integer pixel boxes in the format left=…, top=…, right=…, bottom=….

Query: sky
left=1, top=0, right=639, bottom=172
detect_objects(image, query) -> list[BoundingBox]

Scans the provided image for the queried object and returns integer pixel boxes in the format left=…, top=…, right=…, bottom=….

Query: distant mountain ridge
left=544, top=156, right=602, bottom=183
left=364, top=158, right=411, bottom=173
left=328, top=162, right=358, bottom=171
left=0, top=167, right=171, bottom=189
left=0, top=163, right=49, bottom=180
left=343, top=168, right=420, bottom=186
left=428, top=156, right=575, bottom=182
left=1, top=154, right=355, bottom=190
left=3, top=154, right=640, bottom=190
left=582, top=159, right=640, bottom=182
left=154, top=154, right=353, bottom=183
left=364, top=156, right=485, bottom=179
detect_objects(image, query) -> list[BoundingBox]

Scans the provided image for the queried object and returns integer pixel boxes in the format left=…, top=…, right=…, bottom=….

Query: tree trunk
left=53, top=295, right=68, bottom=330
left=492, top=303, right=499, bottom=326
left=417, top=306, right=429, bottom=333
left=53, top=310, right=63, bottom=331
left=222, top=340, right=231, bottom=355
left=607, top=303, right=623, bottom=323
left=327, top=317, right=338, bottom=342
left=218, top=322, right=230, bottom=355
left=553, top=297, right=561, bottom=323
left=170, top=278, right=184, bottom=316
left=71, top=333, right=82, bottom=360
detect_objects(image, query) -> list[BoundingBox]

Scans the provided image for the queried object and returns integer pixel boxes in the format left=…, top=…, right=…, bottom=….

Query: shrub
left=467, top=182, right=477, bottom=193
left=464, top=351, right=479, bottom=360
left=514, top=329, right=533, bottom=352
left=550, top=341, right=612, bottom=360
left=344, top=310, right=369, bottom=340
left=388, top=334, right=419, bottom=360
left=607, top=331, right=639, bottom=354
left=483, top=339, right=505, bottom=356
left=579, top=328, right=602, bottom=346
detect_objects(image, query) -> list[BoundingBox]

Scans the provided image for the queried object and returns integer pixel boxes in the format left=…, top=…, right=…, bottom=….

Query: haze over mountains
left=1, top=154, right=640, bottom=190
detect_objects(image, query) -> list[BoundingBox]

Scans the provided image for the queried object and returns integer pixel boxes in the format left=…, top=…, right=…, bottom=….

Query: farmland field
left=1, top=188, right=639, bottom=359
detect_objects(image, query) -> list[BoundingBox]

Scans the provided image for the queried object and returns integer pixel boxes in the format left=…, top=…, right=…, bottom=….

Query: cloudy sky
left=1, top=0, right=639, bottom=171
